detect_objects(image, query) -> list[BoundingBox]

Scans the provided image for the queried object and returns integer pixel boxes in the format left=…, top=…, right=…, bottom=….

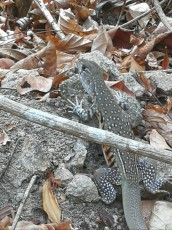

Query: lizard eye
left=82, top=64, right=87, bottom=71
left=86, top=79, right=90, bottom=85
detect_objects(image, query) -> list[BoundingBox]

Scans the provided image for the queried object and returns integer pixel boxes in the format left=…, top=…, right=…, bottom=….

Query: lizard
left=69, top=59, right=165, bottom=230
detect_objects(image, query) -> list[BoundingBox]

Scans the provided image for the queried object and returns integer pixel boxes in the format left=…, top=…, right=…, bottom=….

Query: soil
left=0, top=87, right=126, bottom=230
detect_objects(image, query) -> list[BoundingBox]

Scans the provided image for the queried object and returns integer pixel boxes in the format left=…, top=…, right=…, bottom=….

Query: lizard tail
left=122, top=180, right=148, bottom=230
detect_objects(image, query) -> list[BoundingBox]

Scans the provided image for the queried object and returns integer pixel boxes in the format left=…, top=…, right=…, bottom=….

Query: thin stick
left=120, top=0, right=167, bottom=28
left=0, top=138, right=22, bottom=180
left=10, top=175, right=37, bottom=230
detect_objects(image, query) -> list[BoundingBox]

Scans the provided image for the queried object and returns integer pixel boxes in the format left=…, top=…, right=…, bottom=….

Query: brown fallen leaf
left=105, top=80, right=135, bottom=97
left=5, top=123, right=15, bottom=132
left=42, top=42, right=57, bottom=78
left=149, top=129, right=172, bottom=150
left=139, top=74, right=155, bottom=92
left=47, top=34, right=92, bottom=53
left=10, top=42, right=49, bottom=70
left=0, top=58, right=15, bottom=69
left=42, top=179, right=61, bottom=223
left=52, top=71, right=69, bottom=89
left=0, top=216, right=11, bottom=230
left=108, top=27, right=133, bottom=49
left=17, top=76, right=52, bottom=95
left=91, top=24, right=114, bottom=55
left=161, top=50, right=169, bottom=70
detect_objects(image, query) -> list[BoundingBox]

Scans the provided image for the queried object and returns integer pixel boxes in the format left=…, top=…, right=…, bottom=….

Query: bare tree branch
left=34, top=0, right=65, bottom=39
left=0, top=95, right=172, bottom=165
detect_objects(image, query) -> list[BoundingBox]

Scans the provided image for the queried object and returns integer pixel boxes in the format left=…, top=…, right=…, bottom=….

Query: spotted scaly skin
left=77, top=59, right=148, bottom=230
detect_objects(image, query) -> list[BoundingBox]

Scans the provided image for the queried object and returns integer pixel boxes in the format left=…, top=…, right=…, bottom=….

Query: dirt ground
left=1, top=51, right=172, bottom=230
left=0, top=80, right=128, bottom=230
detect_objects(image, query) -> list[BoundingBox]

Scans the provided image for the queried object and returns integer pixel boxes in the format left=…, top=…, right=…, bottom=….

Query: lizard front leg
left=94, top=167, right=121, bottom=204
left=138, top=159, right=168, bottom=194
left=67, top=96, right=98, bottom=121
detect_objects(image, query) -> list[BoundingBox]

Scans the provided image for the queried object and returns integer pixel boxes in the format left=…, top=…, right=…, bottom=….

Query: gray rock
left=66, top=174, right=99, bottom=202
left=144, top=70, right=172, bottom=95
left=6, top=138, right=50, bottom=188
left=54, top=164, right=73, bottom=186
left=65, top=140, right=88, bottom=169
left=79, top=51, right=120, bottom=76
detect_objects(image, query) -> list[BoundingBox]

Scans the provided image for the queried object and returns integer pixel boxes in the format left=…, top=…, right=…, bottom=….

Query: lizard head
left=76, top=59, right=104, bottom=98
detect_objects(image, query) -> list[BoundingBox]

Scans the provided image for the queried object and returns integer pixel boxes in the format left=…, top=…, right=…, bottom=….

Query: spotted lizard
left=69, top=59, right=165, bottom=230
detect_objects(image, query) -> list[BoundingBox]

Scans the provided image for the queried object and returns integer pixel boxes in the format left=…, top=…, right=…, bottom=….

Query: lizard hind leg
left=138, top=159, right=168, bottom=194
left=94, top=167, right=121, bottom=204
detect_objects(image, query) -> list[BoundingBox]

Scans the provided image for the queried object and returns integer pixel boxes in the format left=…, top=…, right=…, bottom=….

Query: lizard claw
left=67, top=96, right=91, bottom=121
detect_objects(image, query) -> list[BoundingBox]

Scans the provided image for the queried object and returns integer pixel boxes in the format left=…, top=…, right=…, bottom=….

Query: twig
left=153, top=0, right=172, bottom=31
left=0, top=138, right=22, bottom=180
left=34, top=0, right=65, bottom=39
left=0, top=88, right=16, bottom=90
left=10, top=175, right=37, bottom=230
left=0, top=95, right=172, bottom=165
left=116, top=0, right=126, bottom=27
left=120, top=0, right=167, bottom=28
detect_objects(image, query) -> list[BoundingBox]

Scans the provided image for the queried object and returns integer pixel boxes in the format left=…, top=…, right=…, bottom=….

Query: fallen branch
left=0, top=95, right=172, bottom=165
left=34, top=0, right=65, bottom=39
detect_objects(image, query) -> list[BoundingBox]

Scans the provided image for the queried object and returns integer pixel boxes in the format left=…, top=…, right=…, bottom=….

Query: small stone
left=54, top=164, right=73, bottom=186
left=70, top=140, right=87, bottom=168
left=117, top=225, right=122, bottom=230
left=104, top=227, right=110, bottom=230
left=66, top=174, right=99, bottom=202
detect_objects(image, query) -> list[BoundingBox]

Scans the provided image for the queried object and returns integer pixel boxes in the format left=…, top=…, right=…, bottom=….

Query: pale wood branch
left=34, top=0, right=65, bottom=39
left=0, top=95, right=172, bottom=165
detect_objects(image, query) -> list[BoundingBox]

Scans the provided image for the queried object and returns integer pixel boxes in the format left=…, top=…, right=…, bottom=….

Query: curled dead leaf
left=42, top=179, right=61, bottom=223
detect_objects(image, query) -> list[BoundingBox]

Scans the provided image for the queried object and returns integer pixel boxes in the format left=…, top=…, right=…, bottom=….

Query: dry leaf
left=56, top=51, right=76, bottom=69
left=0, top=130, right=10, bottom=145
left=17, top=76, right=52, bottom=95
left=130, top=56, right=144, bottom=71
left=105, top=80, right=135, bottom=97
left=146, top=52, right=158, bottom=68
left=128, top=3, right=151, bottom=28
left=161, top=50, right=169, bottom=70
left=10, top=46, right=46, bottom=70
left=91, top=24, right=114, bottom=55
left=149, top=201, right=172, bottom=230
left=0, top=0, right=14, bottom=7
left=58, top=8, right=96, bottom=37
left=108, top=27, right=133, bottom=49
left=42, top=179, right=61, bottom=223
left=52, top=71, right=68, bottom=89
left=149, top=129, right=171, bottom=150
left=42, top=42, right=57, bottom=78
left=5, top=124, right=15, bottom=132
left=0, top=216, right=11, bottom=230
left=0, top=58, right=15, bottom=69
left=58, top=8, right=83, bottom=35
left=139, top=74, right=155, bottom=92
left=71, top=4, right=90, bottom=21
left=47, top=34, right=91, bottom=53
